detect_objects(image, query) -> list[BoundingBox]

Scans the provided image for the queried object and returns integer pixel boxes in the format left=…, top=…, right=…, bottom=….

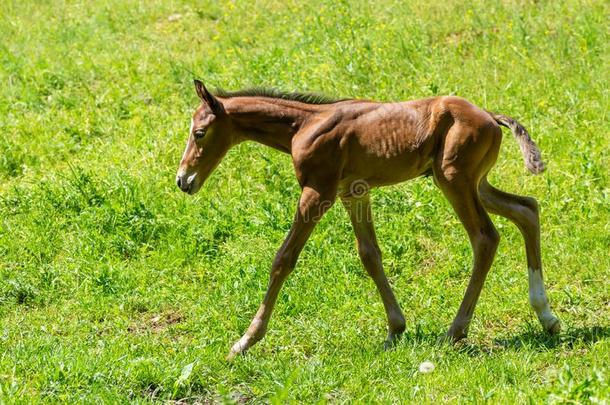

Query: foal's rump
left=431, top=96, right=544, bottom=179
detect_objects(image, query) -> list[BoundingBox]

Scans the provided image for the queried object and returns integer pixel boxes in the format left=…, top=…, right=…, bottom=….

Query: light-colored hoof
left=226, top=350, right=239, bottom=361
left=226, top=346, right=242, bottom=361
left=226, top=339, right=248, bottom=361
left=226, top=348, right=246, bottom=361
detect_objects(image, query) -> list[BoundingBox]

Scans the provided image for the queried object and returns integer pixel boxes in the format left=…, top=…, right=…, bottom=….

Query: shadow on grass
left=391, top=325, right=610, bottom=356
left=494, top=325, right=610, bottom=350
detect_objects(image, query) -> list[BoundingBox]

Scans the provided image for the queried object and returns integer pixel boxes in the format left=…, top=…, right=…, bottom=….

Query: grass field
left=1, top=0, right=609, bottom=402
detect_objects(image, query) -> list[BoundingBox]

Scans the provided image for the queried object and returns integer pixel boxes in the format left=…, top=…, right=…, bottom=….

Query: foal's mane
left=213, top=87, right=347, bottom=105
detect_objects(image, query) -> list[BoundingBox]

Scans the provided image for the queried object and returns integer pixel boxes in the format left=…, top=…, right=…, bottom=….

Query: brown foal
left=176, top=80, right=560, bottom=359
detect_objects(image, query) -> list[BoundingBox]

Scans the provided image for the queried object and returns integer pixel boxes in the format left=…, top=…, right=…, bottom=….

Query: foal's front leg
left=342, top=195, right=406, bottom=348
left=227, top=186, right=336, bottom=359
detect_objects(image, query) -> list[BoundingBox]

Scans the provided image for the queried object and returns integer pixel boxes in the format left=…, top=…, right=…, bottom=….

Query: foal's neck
left=222, top=97, right=322, bottom=153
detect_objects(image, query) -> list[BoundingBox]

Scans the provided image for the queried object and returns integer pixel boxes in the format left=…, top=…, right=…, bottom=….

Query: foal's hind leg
left=434, top=121, right=501, bottom=341
left=435, top=176, right=500, bottom=341
left=479, top=179, right=560, bottom=334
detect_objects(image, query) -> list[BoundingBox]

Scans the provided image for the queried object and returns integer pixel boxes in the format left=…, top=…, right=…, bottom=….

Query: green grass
left=1, top=0, right=608, bottom=402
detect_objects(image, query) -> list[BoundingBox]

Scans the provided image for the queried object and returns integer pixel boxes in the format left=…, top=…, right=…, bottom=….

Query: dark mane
left=213, top=87, right=347, bottom=105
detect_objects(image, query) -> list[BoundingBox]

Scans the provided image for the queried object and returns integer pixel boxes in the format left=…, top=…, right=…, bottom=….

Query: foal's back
left=300, top=96, right=499, bottom=191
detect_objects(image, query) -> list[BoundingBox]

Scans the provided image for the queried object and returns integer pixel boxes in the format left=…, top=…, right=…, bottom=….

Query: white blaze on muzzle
left=177, top=118, right=195, bottom=176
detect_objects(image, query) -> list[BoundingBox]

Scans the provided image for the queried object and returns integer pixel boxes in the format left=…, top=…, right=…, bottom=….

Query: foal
left=176, top=80, right=560, bottom=359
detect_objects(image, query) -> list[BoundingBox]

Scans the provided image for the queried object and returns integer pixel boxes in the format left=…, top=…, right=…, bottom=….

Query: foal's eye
left=194, top=129, right=206, bottom=139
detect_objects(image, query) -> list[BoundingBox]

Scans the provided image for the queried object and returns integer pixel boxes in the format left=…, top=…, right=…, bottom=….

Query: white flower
left=419, top=361, right=435, bottom=373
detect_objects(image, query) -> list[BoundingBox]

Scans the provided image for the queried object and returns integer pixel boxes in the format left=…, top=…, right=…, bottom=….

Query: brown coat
left=177, top=81, right=559, bottom=359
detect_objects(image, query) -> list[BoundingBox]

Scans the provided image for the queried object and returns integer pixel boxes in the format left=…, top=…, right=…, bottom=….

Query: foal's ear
left=194, top=79, right=220, bottom=112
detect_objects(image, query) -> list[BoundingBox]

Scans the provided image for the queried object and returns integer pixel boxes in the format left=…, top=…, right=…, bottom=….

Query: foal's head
left=176, top=80, right=236, bottom=194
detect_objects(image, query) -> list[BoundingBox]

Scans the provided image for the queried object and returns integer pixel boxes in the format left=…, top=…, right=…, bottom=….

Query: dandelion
left=419, top=361, right=435, bottom=374
left=167, top=14, right=182, bottom=22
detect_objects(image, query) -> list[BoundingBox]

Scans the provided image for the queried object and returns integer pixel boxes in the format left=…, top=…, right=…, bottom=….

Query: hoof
left=545, top=317, right=561, bottom=335
left=226, top=348, right=247, bottom=361
left=226, top=337, right=250, bottom=361
left=383, top=337, right=398, bottom=351
left=226, top=345, right=244, bottom=361
left=383, top=330, right=403, bottom=350
left=438, top=330, right=467, bottom=345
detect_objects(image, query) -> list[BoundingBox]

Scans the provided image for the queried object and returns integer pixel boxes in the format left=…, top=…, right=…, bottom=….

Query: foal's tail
left=486, top=111, right=546, bottom=174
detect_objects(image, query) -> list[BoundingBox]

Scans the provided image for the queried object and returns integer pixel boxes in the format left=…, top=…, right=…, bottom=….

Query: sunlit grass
left=0, top=0, right=608, bottom=402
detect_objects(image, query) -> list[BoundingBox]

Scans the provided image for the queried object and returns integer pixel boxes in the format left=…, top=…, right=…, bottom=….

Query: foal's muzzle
left=176, top=172, right=197, bottom=194
left=176, top=176, right=189, bottom=193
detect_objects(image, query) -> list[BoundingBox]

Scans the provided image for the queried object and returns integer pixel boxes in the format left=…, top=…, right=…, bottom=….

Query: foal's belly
left=338, top=148, right=433, bottom=196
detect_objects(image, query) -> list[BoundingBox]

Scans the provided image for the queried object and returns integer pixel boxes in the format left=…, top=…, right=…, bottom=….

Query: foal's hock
left=176, top=80, right=560, bottom=359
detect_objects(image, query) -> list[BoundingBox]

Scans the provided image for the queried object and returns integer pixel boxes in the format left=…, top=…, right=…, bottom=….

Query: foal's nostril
left=176, top=177, right=182, bottom=189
